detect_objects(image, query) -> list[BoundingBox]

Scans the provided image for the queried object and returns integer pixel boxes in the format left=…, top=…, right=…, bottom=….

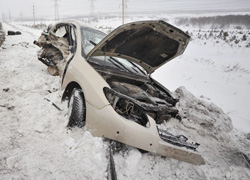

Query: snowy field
left=0, top=17, right=250, bottom=179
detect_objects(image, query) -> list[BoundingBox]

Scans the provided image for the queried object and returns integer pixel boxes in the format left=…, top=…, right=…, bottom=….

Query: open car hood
left=87, top=20, right=190, bottom=74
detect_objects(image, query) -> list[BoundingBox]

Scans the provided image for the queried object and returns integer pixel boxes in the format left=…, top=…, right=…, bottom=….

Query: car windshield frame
left=80, top=26, right=147, bottom=76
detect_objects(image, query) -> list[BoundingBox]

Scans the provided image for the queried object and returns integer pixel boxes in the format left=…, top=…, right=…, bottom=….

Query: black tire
left=67, top=88, right=86, bottom=128
left=138, top=148, right=148, bottom=154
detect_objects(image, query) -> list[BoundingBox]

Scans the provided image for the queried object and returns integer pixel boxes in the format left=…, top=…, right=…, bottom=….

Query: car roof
left=54, top=19, right=96, bottom=29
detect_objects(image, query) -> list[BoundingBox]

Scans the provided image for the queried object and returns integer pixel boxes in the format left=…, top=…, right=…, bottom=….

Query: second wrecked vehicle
left=34, top=20, right=205, bottom=165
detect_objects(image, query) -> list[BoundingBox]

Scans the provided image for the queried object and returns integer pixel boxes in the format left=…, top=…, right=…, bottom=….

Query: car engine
left=103, top=77, right=181, bottom=126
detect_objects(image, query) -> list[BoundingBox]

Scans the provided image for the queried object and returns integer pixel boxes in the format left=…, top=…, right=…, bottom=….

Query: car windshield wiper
left=106, top=57, right=127, bottom=72
left=88, top=58, right=127, bottom=73
left=109, top=57, right=133, bottom=73
left=88, top=40, right=132, bottom=73
left=89, top=40, right=97, bottom=46
left=88, top=40, right=141, bottom=75
left=127, top=60, right=146, bottom=75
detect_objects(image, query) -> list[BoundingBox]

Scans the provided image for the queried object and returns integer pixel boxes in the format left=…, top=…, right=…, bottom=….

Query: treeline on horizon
left=176, top=15, right=250, bottom=28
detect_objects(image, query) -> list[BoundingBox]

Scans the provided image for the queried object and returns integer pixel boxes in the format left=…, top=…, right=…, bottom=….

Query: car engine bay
left=100, top=70, right=181, bottom=125
left=101, top=73, right=200, bottom=151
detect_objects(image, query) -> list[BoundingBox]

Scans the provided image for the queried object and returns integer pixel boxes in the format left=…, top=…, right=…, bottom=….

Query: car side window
left=65, top=25, right=77, bottom=53
left=81, top=27, right=106, bottom=56
left=53, top=25, right=70, bottom=48
left=55, top=26, right=67, bottom=37
left=54, top=24, right=77, bottom=53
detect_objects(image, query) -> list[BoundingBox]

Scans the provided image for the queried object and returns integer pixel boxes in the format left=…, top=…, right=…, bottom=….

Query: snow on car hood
left=87, top=20, right=190, bottom=74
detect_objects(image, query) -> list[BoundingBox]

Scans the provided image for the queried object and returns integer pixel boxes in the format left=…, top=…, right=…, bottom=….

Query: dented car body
left=34, top=20, right=205, bottom=165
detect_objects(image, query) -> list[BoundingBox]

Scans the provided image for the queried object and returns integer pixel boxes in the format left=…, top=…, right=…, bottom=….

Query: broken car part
left=7, top=31, right=21, bottom=35
left=44, top=98, right=63, bottom=111
left=107, top=141, right=118, bottom=180
left=34, top=23, right=76, bottom=76
left=241, top=153, right=250, bottom=168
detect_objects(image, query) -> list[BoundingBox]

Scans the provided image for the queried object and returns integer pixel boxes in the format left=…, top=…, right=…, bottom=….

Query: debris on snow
left=7, top=30, right=22, bottom=36
left=44, top=98, right=63, bottom=111
left=3, top=88, right=9, bottom=92
left=107, top=141, right=118, bottom=180
left=0, top=104, right=15, bottom=111
left=241, top=153, right=250, bottom=168
left=11, top=42, right=29, bottom=48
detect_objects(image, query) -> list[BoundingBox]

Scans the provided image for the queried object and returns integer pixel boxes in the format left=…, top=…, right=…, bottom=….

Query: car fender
left=62, top=53, right=110, bottom=110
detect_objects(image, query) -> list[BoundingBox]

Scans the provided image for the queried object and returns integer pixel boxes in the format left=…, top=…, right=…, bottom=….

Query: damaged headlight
left=103, top=87, right=149, bottom=127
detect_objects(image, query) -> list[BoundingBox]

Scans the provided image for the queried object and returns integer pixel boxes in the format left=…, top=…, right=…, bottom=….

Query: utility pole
left=52, top=0, right=60, bottom=21
left=122, top=0, right=124, bottom=24
left=89, top=0, right=95, bottom=17
left=2, top=13, right=5, bottom=22
left=33, top=4, right=35, bottom=26
left=8, top=10, right=11, bottom=22
left=20, top=12, right=23, bottom=24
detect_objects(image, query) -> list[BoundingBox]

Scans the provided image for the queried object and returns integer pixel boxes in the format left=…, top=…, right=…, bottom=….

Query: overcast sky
left=1, top=0, right=250, bottom=20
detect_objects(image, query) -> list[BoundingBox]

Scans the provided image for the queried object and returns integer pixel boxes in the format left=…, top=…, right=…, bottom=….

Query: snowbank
left=176, top=86, right=233, bottom=138
left=114, top=87, right=249, bottom=180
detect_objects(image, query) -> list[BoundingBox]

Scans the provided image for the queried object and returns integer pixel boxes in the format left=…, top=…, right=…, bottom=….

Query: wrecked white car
left=34, top=20, right=205, bottom=165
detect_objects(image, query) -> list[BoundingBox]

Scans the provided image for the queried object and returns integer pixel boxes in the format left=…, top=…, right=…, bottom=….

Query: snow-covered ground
left=0, top=19, right=250, bottom=179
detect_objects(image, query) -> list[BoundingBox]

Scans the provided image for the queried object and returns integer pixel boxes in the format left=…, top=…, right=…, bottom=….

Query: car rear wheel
left=67, top=88, right=86, bottom=128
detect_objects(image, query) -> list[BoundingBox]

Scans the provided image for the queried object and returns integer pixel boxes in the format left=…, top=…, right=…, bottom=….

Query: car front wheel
left=67, top=88, right=86, bottom=128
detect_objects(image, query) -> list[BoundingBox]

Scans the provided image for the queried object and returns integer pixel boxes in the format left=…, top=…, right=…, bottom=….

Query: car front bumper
left=85, top=101, right=205, bottom=165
